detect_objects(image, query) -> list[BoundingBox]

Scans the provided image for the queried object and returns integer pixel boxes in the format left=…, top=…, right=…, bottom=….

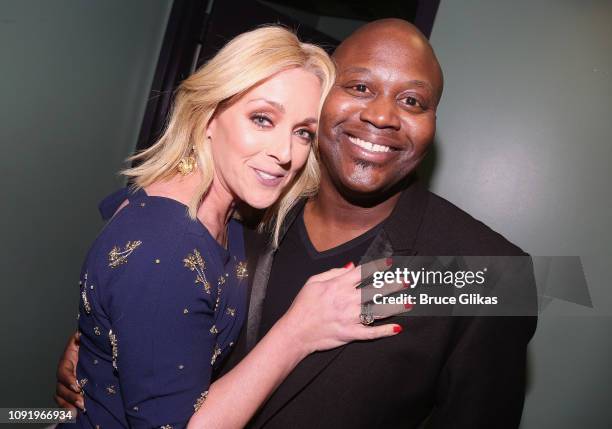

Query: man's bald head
left=316, top=18, right=445, bottom=200
left=334, top=18, right=443, bottom=102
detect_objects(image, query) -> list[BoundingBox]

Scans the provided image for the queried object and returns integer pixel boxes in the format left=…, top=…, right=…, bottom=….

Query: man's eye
left=251, top=114, right=272, bottom=127
left=351, top=84, right=368, bottom=92
left=401, top=96, right=425, bottom=110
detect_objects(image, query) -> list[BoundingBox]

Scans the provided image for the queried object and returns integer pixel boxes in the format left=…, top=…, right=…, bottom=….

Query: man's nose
left=265, top=133, right=292, bottom=165
left=360, top=95, right=401, bottom=130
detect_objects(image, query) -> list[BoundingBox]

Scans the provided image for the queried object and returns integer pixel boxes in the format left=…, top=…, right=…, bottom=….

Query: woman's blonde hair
left=122, top=25, right=335, bottom=248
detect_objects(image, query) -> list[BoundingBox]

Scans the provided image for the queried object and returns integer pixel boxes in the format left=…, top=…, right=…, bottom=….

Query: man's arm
left=54, top=331, right=84, bottom=412
left=425, top=315, right=536, bottom=428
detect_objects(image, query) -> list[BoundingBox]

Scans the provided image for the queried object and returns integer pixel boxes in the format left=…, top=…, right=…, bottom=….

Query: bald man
left=233, top=19, right=535, bottom=428
left=56, top=19, right=535, bottom=428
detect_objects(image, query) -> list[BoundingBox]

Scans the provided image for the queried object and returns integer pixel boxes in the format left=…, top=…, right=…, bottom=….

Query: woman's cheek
left=293, top=144, right=312, bottom=171
left=229, top=121, right=257, bottom=152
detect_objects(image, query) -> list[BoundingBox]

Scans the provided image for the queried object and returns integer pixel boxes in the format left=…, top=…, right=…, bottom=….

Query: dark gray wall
left=429, top=1, right=612, bottom=427
left=0, top=0, right=172, bottom=413
left=1, top=1, right=610, bottom=427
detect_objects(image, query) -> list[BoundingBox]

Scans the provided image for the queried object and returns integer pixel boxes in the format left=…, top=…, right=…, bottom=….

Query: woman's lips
left=252, top=167, right=285, bottom=187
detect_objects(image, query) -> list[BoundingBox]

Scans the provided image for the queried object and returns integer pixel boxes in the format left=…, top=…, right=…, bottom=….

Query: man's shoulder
left=416, top=189, right=525, bottom=256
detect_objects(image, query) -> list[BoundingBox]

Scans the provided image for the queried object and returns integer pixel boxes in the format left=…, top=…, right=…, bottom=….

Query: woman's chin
left=242, top=192, right=280, bottom=210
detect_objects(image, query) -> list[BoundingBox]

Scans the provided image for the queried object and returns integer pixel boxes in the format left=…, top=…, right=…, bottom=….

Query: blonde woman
left=55, top=26, right=401, bottom=429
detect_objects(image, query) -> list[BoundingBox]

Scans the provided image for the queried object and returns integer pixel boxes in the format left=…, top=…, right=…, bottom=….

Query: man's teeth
left=348, top=136, right=391, bottom=153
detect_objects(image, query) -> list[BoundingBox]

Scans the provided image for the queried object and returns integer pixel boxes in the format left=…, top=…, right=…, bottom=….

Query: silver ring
left=360, top=303, right=375, bottom=325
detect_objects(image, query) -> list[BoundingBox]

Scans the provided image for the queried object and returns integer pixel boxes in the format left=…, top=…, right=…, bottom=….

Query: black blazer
left=219, top=179, right=537, bottom=429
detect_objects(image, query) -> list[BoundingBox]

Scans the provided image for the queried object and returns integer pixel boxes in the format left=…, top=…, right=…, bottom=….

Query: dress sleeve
left=98, top=221, right=217, bottom=429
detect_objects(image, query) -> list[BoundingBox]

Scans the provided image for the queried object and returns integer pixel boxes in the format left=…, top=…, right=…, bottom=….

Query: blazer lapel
left=245, top=200, right=307, bottom=351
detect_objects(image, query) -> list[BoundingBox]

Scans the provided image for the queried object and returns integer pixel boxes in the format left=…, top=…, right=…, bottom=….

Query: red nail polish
left=403, top=280, right=410, bottom=288
left=386, top=257, right=393, bottom=267
left=343, top=262, right=354, bottom=269
left=393, top=325, right=403, bottom=333
left=404, top=303, right=413, bottom=310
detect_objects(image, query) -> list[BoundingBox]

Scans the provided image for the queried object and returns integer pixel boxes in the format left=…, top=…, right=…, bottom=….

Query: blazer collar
left=380, top=177, right=430, bottom=254
left=277, top=199, right=307, bottom=245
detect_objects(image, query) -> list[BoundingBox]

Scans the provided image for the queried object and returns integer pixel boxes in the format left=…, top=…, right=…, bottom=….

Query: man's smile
left=340, top=132, right=403, bottom=164
left=347, top=136, right=393, bottom=153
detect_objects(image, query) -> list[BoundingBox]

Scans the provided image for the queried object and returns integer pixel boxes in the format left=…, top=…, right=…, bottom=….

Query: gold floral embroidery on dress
left=106, top=385, right=116, bottom=395
left=209, top=324, right=218, bottom=335
left=160, top=425, right=173, bottom=429
left=77, top=378, right=88, bottom=391
left=225, top=307, right=236, bottom=317
left=213, top=292, right=221, bottom=313
left=235, top=261, right=248, bottom=280
left=81, top=273, right=92, bottom=314
left=109, top=330, right=118, bottom=370
left=217, top=275, right=226, bottom=286
left=108, top=241, right=142, bottom=268
left=210, top=344, right=222, bottom=365
left=81, top=290, right=91, bottom=314
left=193, top=390, right=209, bottom=412
left=183, top=249, right=211, bottom=294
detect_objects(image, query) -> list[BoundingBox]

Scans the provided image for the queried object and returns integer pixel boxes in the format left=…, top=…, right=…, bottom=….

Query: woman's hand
left=187, top=260, right=406, bottom=429
left=277, top=262, right=404, bottom=358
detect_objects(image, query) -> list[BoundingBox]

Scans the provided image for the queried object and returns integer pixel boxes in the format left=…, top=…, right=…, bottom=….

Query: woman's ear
left=206, top=116, right=217, bottom=140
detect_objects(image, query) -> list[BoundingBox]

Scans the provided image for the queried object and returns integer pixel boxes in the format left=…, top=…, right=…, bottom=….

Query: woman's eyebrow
left=299, top=117, right=317, bottom=125
left=247, top=98, right=285, bottom=113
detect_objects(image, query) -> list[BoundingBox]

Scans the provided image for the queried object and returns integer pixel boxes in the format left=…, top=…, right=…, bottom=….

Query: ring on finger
left=360, top=303, right=375, bottom=325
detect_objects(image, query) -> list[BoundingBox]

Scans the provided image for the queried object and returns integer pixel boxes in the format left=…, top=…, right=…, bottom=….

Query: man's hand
left=54, top=331, right=84, bottom=412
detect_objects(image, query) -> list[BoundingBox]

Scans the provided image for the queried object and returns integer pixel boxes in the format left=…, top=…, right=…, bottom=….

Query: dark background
left=1, top=1, right=610, bottom=428
left=136, top=0, right=439, bottom=153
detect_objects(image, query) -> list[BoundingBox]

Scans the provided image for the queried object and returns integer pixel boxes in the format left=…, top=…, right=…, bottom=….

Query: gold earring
left=177, top=147, right=196, bottom=175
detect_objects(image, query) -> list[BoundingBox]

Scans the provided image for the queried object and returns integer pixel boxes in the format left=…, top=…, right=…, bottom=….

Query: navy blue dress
left=62, top=188, right=248, bottom=429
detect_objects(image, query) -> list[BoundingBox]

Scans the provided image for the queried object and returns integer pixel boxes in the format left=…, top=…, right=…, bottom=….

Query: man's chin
left=333, top=167, right=414, bottom=206
left=338, top=175, right=392, bottom=199
left=340, top=165, right=389, bottom=192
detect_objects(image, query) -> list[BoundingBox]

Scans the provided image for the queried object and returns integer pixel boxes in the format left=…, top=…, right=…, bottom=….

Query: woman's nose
left=264, top=133, right=292, bottom=165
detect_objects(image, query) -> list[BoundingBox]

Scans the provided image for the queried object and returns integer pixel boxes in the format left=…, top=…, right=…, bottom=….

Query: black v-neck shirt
left=257, top=209, right=382, bottom=339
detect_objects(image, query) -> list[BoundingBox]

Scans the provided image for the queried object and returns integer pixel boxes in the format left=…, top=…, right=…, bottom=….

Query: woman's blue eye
left=252, top=114, right=272, bottom=127
left=296, top=129, right=315, bottom=142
